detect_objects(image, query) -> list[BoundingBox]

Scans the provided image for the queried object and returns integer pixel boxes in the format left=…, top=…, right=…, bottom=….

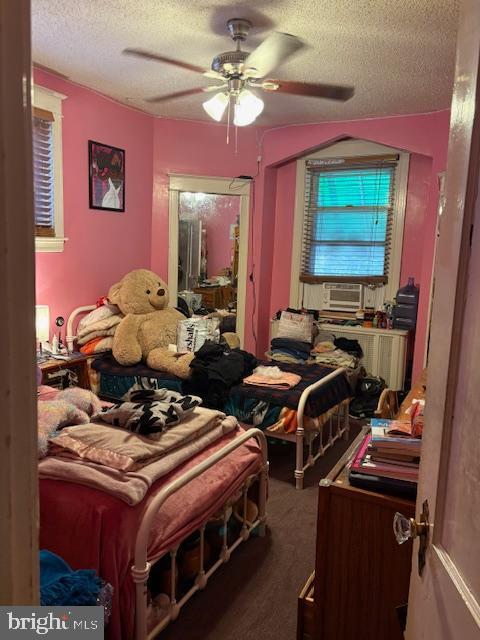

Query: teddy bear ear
left=108, top=281, right=122, bottom=305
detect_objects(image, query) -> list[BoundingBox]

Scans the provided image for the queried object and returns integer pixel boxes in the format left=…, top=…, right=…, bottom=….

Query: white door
left=405, top=1, right=480, bottom=637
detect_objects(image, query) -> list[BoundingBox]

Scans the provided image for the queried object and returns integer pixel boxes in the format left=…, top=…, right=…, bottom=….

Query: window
left=33, top=85, right=66, bottom=252
left=301, top=155, right=397, bottom=284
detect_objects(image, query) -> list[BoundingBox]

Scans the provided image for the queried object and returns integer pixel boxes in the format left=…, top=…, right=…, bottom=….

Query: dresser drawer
left=297, top=571, right=315, bottom=640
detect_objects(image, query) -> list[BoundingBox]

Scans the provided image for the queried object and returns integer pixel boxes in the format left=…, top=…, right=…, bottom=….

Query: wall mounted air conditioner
left=322, top=283, right=363, bottom=312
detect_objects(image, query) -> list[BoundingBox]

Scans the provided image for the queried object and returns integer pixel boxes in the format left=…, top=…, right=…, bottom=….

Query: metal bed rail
left=131, top=427, right=268, bottom=640
left=294, top=367, right=350, bottom=490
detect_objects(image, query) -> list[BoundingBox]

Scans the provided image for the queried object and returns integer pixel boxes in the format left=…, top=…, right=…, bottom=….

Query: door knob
left=393, top=500, right=430, bottom=576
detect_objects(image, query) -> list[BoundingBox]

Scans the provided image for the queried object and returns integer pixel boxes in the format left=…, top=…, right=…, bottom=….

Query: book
left=349, top=470, right=417, bottom=499
left=370, top=418, right=422, bottom=454
left=350, top=435, right=419, bottom=483
left=368, top=448, right=420, bottom=463
left=369, top=454, right=420, bottom=468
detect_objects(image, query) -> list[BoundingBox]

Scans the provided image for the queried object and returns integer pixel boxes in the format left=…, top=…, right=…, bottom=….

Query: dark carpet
left=160, top=422, right=361, bottom=640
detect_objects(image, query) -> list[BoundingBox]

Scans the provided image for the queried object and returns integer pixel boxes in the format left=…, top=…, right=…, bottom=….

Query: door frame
left=168, top=174, right=250, bottom=347
left=0, top=0, right=39, bottom=604
left=406, top=0, right=480, bottom=636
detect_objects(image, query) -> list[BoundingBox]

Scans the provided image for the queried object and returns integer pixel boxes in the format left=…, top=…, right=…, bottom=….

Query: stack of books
left=349, top=418, right=421, bottom=497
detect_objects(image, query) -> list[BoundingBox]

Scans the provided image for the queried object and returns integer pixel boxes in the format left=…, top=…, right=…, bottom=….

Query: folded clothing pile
left=268, top=337, right=312, bottom=364
left=40, top=399, right=239, bottom=505
left=77, top=302, right=123, bottom=355
left=311, top=335, right=363, bottom=369
left=243, top=365, right=301, bottom=390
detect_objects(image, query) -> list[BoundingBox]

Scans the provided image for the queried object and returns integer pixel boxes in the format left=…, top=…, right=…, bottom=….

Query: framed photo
left=88, top=140, right=125, bottom=211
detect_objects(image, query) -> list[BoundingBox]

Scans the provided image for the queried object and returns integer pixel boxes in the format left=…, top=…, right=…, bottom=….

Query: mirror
left=177, top=191, right=241, bottom=326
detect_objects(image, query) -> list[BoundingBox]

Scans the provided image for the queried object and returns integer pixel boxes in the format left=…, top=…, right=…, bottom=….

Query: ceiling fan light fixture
left=202, top=92, right=229, bottom=121
left=233, top=89, right=264, bottom=127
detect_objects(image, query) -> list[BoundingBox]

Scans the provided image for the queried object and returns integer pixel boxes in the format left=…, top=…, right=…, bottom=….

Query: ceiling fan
left=124, top=18, right=354, bottom=126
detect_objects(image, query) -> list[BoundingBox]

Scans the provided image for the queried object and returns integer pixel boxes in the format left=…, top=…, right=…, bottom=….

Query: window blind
left=301, top=154, right=398, bottom=284
left=33, top=107, right=55, bottom=237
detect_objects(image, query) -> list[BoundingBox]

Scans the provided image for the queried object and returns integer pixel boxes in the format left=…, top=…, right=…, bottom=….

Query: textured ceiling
left=32, top=0, right=459, bottom=126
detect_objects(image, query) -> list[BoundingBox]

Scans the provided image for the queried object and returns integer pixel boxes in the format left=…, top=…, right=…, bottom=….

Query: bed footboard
left=294, top=367, right=350, bottom=490
left=131, top=428, right=268, bottom=640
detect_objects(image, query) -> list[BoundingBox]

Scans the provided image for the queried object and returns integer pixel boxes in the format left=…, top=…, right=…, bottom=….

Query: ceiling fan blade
left=145, top=84, right=227, bottom=103
left=204, top=70, right=225, bottom=80
left=124, top=48, right=207, bottom=74
left=145, top=87, right=207, bottom=103
left=203, top=84, right=228, bottom=92
left=264, top=79, right=354, bottom=101
left=244, top=32, right=305, bottom=78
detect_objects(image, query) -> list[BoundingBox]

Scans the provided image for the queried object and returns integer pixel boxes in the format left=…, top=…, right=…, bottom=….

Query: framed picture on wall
left=88, top=140, right=125, bottom=212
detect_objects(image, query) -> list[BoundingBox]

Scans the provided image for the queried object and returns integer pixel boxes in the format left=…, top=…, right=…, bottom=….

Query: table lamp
left=35, top=305, right=50, bottom=359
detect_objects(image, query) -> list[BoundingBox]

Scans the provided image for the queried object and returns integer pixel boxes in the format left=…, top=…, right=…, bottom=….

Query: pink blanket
left=39, top=419, right=237, bottom=505
left=39, top=427, right=262, bottom=640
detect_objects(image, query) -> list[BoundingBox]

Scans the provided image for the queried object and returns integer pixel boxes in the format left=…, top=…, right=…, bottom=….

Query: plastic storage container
left=393, top=277, right=419, bottom=330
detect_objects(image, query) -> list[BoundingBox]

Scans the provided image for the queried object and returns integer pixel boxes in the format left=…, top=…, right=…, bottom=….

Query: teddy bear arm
left=113, top=315, right=144, bottom=365
left=146, top=348, right=194, bottom=380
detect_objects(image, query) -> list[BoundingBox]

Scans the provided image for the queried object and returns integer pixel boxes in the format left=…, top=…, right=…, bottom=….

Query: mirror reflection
left=178, top=191, right=240, bottom=329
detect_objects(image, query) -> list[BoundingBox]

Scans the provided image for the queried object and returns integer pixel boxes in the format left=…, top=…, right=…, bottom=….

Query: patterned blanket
left=229, top=361, right=352, bottom=418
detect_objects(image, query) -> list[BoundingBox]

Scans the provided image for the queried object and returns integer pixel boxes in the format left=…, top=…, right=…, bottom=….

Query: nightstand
left=38, top=353, right=91, bottom=389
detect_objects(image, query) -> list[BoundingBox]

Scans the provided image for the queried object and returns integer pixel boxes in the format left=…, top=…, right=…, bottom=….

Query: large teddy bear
left=108, top=269, right=194, bottom=379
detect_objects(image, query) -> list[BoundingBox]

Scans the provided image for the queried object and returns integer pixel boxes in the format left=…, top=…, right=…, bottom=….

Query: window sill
left=35, top=236, right=68, bottom=253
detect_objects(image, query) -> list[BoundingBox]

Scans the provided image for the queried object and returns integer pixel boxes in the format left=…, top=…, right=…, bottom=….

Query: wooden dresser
left=297, top=428, right=415, bottom=640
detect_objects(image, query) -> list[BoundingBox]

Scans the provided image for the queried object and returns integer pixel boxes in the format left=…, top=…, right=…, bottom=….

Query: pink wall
left=151, top=119, right=258, bottom=280
left=34, top=66, right=449, bottom=382
left=400, top=154, right=433, bottom=284
left=246, top=111, right=451, bottom=380
left=34, top=69, right=154, bottom=337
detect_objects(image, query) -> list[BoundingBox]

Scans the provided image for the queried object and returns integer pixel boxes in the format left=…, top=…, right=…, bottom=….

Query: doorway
left=168, top=175, right=250, bottom=347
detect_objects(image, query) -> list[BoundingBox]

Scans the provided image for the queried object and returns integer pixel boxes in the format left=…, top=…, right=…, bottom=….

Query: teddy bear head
left=108, top=269, right=169, bottom=315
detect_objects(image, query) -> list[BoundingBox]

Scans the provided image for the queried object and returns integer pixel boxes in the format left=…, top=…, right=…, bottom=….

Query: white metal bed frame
left=65, top=307, right=268, bottom=638
left=264, top=367, right=350, bottom=490
left=66, top=306, right=349, bottom=491
left=132, top=427, right=268, bottom=640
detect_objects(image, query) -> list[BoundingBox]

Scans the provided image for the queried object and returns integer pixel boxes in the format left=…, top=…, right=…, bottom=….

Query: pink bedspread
left=39, top=427, right=262, bottom=640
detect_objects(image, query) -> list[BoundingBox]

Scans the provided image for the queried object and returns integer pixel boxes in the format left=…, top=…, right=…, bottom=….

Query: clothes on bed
left=40, top=416, right=238, bottom=505
left=230, top=361, right=352, bottom=418
left=92, top=354, right=184, bottom=399
left=39, top=428, right=262, bottom=640
left=186, top=341, right=257, bottom=409
left=76, top=303, right=123, bottom=352
left=92, top=389, right=202, bottom=439
left=243, top=365, right=301, bottom=390
left=270, top=337, right=312, bottom=357
left=269, top=337, right=313, bottom=364
left=223, top=396, right=282, bottom=429
left=80, top=336, right=114, bottom=355
left=48, top=407, right=235, bottom=472
left=40, top=549, right=103, bottom=607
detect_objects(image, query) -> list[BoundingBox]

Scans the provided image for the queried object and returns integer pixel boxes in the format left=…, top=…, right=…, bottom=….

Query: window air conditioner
left=322, top=283, right=363, bottom=313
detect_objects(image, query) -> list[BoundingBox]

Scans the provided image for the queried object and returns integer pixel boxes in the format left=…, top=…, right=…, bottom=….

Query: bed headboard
left=66, top=305, right=96, bottom=352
